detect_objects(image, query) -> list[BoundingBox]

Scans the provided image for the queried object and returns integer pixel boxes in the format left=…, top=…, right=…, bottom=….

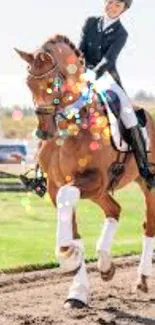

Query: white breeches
left=95, top=71, right=138, bottom=129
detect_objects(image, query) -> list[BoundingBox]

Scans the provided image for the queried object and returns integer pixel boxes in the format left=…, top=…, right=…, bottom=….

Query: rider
left=79, top=0, right=155, bottom=189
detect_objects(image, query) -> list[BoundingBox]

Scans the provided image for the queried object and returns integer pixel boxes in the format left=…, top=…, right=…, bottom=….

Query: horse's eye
left=47, top=82, right=53, bottom=89
left=27, top=65, right=31, bottom=72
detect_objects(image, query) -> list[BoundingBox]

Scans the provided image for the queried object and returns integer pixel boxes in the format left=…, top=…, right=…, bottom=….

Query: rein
left=35, top=85, right=94, bottom=140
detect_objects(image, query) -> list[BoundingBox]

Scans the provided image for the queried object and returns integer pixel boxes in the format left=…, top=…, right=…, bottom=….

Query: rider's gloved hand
left=83, top=68, right=96, bottom=83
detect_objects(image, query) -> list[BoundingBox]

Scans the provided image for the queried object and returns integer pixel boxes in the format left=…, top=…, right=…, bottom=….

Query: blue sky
left=0, top=0, right=155, bottom=106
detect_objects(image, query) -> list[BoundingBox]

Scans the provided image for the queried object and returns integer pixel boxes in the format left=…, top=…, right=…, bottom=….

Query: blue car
left=0, top=142, right=27, bottom=164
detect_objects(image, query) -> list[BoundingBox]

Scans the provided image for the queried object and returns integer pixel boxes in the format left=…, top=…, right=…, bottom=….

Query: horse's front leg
left=48, top=182, right=89, bottom=307
left=55, top=185, right=83, bottom=273
left=93, top=193, right=121, bottom=281
left=64, top=237, right=89, bottom=309
left=56, top=184, right=89, bottom=307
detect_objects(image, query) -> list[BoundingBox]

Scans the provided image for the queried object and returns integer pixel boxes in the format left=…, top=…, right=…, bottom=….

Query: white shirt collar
left=102, top=14, right=119, bottom=31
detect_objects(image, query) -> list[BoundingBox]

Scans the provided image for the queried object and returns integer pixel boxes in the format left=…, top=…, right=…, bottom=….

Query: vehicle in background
left=0, top=141, right=27, bottom=164
left=0, top=140, right=29, bottom=176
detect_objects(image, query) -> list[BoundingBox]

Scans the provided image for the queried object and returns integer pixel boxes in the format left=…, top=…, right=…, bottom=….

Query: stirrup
left=20, top=173, right=47, bottom=197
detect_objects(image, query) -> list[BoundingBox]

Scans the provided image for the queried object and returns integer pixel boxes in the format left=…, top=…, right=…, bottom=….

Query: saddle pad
left=94, top=74, right=150, bottom=152
left=106, top=102, right=150, bottom=152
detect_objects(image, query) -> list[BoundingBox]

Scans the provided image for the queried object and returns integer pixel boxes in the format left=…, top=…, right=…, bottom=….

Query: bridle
left=28, top=45, right=67, bottom=116
left=28, top=45, right=94, bottom=139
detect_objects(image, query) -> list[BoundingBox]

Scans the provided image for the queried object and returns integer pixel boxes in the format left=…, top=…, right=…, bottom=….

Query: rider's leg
left=95, top=72, right=155, bottom=189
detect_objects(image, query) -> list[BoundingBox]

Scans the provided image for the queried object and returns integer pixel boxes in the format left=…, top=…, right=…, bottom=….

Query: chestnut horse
left=15, top=35, right=155, bottom=308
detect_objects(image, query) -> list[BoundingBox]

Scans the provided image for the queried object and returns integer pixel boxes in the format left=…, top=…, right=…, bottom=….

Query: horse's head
left=15, top=35, right=86, bottom=139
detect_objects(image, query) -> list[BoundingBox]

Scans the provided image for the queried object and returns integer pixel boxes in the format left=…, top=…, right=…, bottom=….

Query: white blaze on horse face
left=56, top=185, right=80, bottom=248
left=138, top=236, right=155, bottom=277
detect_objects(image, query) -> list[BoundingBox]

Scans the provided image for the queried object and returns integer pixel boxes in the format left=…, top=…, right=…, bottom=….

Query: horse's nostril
left=36, top=129, right=43, bottom=138
left=41, top=121, right=48, bottom=130
left=36, top=129, right=48, bottom=139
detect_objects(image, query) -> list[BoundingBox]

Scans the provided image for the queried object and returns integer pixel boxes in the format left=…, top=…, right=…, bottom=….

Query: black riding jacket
left=79, top=16, right=128, bottom=87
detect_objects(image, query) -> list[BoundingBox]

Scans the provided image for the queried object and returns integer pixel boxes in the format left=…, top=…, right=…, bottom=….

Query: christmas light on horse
left=15, top=35, right=155, bottom=308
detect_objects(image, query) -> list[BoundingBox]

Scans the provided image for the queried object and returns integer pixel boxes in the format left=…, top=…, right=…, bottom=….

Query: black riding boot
left=129, top=125, right=155, bottom=190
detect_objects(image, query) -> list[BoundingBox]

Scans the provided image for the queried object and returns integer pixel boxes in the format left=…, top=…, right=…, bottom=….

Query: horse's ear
left=14, top=48, right=34, bottom=64
left=38, top=52, right=54, bottom=64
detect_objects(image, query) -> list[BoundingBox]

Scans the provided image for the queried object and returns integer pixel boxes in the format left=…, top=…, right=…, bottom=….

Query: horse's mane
left=43, top=34, right=85, bottom=66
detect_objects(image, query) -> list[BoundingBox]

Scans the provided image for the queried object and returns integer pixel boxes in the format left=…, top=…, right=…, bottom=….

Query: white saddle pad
left=94, top=74, right=150, bottom=153
left=106, top=103, right=150, bottom=152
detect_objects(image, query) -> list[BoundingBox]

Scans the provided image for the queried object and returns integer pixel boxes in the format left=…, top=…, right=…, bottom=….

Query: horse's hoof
left=62, top=264, right=81, bottom=276
left=57, top=245, right=83, bottom=274
left=136, top=279, right=148, bottom=293
left=100, top=262, right=116, bottom=281
left=64, top=298, right=87, bottom=309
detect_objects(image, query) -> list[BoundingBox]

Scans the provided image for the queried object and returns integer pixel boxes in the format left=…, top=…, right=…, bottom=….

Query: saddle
left=99, top=89, right=150, bottom=153
left=96, top=88, right=150, bottom=192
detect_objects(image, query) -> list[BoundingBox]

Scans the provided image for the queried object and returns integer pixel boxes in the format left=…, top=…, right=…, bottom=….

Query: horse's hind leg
left=93, top=192, right=121, bottom=281
left=136, top=178, right=155, bottom=293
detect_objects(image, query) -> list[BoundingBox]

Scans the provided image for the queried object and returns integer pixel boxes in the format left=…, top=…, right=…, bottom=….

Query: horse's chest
left=54, top=141, right=91, bottom=182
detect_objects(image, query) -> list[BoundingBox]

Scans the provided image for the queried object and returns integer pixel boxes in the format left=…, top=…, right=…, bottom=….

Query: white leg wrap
left=67, top=239, right=89, bottom=305
left=96, top=217, right=118, bottom=253
left=96, top=217, right=118, bottom=273
left=56, top=185, right=80, bottom=248
left=138, top=236, right=155, bottom=277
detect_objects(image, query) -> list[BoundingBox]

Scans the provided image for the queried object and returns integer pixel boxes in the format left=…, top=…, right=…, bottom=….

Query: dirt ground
left=0, top=256, right=155, bottom=325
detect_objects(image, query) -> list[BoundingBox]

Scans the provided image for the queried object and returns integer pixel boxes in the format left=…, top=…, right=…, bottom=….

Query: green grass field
left=0, top=182, right=145, bottom=271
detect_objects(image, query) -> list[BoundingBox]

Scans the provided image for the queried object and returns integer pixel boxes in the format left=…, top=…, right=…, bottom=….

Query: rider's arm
left=79, top=17, right=96, bottom=54
left=94, top=29, right=128, bottom=78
